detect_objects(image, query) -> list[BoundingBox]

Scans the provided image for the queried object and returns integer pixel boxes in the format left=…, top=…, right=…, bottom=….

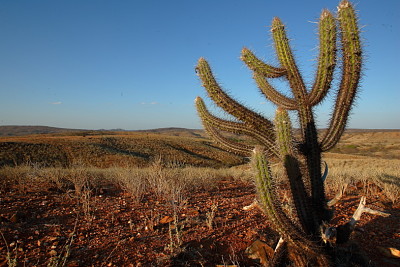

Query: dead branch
left=243, top=199, right=260, bottom=211
left=349, top=196, right=390, bottom=229
left=327, top=183, right=348, bottom=207
left=323, top=196, right=391, bottom=245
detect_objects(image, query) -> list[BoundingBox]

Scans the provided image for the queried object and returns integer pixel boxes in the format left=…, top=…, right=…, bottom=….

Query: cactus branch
left=308, top=9, right=337, bottom=106
left=241, top=48, right=287, bottom=78
left=252, top=147, right=328, bottom=261
left=321, top=0, right=362, bottom=151
left=253, top=72, right=297, bottom=110
left=275, top=109, right=319, bottom=234
left=195, top=97, right=278, bottom=154
left=271, top=17, right=307, bottom=107
left=203, top=124, right=253, bottom=156
left=196, top=58, right=275, bottom=139
left=252, top=147, right=303, bottom=240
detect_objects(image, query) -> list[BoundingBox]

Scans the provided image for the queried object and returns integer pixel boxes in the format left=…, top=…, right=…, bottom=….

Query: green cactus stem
left=195, top=96, right=279, bottom=156
left=195, top=58, right=276, bottom=143
left=308, top=10, right=337, bottom=106
left=321, top=0, right=363, bottom=151
left=275, top=108, right=318, bottom=234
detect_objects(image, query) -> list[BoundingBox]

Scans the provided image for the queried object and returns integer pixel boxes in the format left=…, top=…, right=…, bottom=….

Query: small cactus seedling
left=195, top=0, right=366, bottom=265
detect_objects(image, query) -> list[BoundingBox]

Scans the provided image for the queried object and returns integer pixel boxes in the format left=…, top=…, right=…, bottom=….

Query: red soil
left=1, top=179, right=399, bottom=266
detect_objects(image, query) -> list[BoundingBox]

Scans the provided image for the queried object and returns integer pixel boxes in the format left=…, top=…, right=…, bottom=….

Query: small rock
left=48, top=236, right=58, bottom=241
left=49, top=250, right=57, bottom=256
left=245, top=239, right=274, bottom=266
left=378, top=246, right=400, bottom=258
left=67, top=260, right=80, bottom=267
left=159, top=215, right=174, bottom=224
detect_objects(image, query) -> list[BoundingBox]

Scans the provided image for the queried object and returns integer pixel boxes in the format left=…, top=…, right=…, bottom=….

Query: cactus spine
left=194, top=0, right=362, bottom=265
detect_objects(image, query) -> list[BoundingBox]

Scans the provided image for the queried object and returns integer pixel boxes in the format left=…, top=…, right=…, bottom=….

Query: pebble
left=49, top=250, right=57, bottom=256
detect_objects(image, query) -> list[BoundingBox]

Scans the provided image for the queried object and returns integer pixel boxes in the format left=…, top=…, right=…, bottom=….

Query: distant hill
left=0, top=126, right=86, bottom=137
left=0, top=126, right=399, bottom=168
left=0, top=125, right=207, bottom=137
left=0, top=128, right=246, bottom=168
left=135, top=127, right=207, bottom=138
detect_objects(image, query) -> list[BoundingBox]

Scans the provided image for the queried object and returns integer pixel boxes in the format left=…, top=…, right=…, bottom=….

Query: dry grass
left=328, top=131, right=400, bottom=159
left=1, top=154, right=399, bottom=206
left=0, top=159, right=251, bottom=207
left=324, top=156, right=400, bottom=203
left=1, top=130, right=399, bottom=205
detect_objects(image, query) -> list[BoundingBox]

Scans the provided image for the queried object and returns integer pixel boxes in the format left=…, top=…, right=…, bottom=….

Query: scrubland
left=0, top=129, right=399, bottom=266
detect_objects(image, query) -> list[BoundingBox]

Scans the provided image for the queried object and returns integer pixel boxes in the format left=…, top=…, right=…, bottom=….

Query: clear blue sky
left=0, top=0, right=399, bottom=130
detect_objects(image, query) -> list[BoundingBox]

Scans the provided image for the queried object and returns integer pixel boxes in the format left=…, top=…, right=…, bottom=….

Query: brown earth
left=1, top=177, right=399, bottom=266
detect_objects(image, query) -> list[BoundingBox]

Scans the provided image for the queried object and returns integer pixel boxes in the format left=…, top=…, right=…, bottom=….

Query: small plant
left=80, top=185, right=94, bottom=222
left=1, top=231, right=18, bottom=267
left=47, top=232, right=75, bottom=267
left=166, top=210, right=184, bottom=253
left=114, top=168, right=146, bottom=204
left=205, top=202, right=218, bottom=230
left=194, top=0, right=367, bottom=265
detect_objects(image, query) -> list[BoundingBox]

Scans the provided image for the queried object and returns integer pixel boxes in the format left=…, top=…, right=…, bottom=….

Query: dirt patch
left=1, top=179, right=399, bottom=266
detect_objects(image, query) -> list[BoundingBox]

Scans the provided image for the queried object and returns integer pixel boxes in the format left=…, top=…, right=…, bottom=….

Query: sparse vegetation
left=0, top=123, right=398, bottom=267
left=0, top=130, right=247, bottom=168
left=0, top=130, right=399, bottom=265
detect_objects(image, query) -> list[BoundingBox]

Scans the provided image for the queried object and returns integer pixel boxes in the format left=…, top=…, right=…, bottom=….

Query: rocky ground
left=1, top=178, right=399, bottom=266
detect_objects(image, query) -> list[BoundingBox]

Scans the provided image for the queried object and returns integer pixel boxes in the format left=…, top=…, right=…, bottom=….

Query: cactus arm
left=253, top=146, right=326, bottom=259
left=253, top=72, right=297, bottom=110
left=275, top=108, right=319, bottom=234
left=320, top=0, right=362, bottom=151
left=252, top=146, right=297, bottom=238
left=196, top=58, right=276, bottom=139
left=203, top=124, right=253, bottom=156
left=241, top=48, right=287, bottom=78
left=241, top=47, right=297, bottom=109
left=195, top=97, right=278, bottom=153
left=271, top=17, right=308, bottom=109
left=308, top=10, right=337, bottom=106
left=271, top=17, right=316, bottom=139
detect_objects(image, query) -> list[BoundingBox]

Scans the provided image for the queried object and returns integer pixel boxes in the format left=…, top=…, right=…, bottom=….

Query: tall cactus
left=194, top=0, right=362, bottom=265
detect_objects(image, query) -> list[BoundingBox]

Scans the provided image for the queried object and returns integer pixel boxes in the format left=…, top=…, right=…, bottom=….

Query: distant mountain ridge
left=0, top=125, right=205, bottom=137
left=0, top=126, right=86, bottom=137
left=0, top=125, right=398, bottom=137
